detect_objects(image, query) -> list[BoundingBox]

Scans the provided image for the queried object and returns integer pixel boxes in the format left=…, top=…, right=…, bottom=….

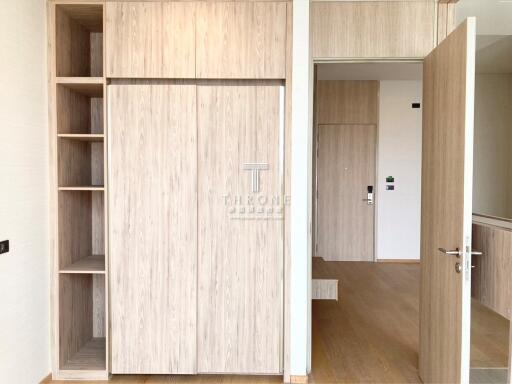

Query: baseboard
left=39, top=373, right=51, bottom=383
left=377, top=259, right=420, bottom=263
left=289, top=375, right=309, bottom=384
left=312, top=279, right=338, bottom=300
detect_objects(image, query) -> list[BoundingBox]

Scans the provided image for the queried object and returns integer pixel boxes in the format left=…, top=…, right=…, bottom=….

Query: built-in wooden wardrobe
left=48, top=1, right=291, bottom=380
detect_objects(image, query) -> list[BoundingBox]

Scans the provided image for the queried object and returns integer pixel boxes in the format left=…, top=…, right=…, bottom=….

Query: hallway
left=310, top=259, right=509, bottom=383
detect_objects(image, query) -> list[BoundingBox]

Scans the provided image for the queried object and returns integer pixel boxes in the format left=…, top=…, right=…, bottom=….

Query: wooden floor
left=44, top=260, right=509, bottom=384
left=310, top=259, right=509, bottom=383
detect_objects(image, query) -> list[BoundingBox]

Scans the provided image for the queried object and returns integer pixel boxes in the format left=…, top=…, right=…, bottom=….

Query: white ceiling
left=316, top=63, right=423, bottom=81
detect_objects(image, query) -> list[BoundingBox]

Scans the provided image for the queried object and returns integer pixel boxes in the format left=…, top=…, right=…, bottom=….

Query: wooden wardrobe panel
left=316, top=80, right=379, bottom=125
left=472, top=223, right=512, bottom=320
left=196, top=2, right=287, bottom=79
left=197, top=83, right=283, bottom=373
left=109, top=84, right=197, bottom=373
left=311, top=1, right=435, bottom=59
left=105, top=2, right=195, bottom=78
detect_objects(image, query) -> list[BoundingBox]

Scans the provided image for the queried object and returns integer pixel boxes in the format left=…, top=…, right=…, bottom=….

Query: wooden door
left=419, top=19, right=476, bottom=384
left=105, top=2, right=195, bottom=78
left=197, top=82, right=284, bottom=374
left=317, top=124, right=376, bottom=261
left=109, top=84, right=197, bottom=373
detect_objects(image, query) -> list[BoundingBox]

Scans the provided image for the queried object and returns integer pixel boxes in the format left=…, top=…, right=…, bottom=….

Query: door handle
left=438, top=248, right=462, bottom=258
left=438, top=248, right=484, bottom=258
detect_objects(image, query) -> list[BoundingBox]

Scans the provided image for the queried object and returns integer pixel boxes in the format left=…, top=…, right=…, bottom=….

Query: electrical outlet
left=0, top=240, right=9, bottom=254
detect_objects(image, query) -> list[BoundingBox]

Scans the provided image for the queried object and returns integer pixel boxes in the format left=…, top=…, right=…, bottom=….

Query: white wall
left=0, top=1, right=50, bottom=383
left=377, top=81, right=422, bottom=260
left=473, top=74, right=512, bottom=218
left=456, top=0, right=512, bottom=35
left=290, top=0, right=311, bottom=377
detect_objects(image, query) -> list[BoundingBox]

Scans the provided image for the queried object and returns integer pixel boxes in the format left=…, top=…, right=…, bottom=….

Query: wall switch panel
left=0, top=240, right=9, bottom=254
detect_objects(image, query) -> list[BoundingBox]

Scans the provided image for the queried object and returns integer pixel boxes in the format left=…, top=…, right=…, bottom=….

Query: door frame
left=312, top=59, right=423, bottom=265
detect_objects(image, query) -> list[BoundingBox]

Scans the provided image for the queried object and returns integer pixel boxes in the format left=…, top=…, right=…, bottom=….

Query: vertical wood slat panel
left=472, top=223, right=512, bottom=321
left=109, top=84, right=197, bottom=373
left=311, top=1, right=436, bottom=59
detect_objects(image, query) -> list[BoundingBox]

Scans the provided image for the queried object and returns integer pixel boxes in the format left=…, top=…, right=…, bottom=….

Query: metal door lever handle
left=438, top=248, right=462, bottom=257
left=438, top=248, right=484, bottom=257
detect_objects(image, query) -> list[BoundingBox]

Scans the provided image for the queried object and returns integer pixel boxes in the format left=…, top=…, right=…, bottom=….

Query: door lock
left=362, top=185, right=374, bottom=205
left=455, top=262, right=462, bottom=274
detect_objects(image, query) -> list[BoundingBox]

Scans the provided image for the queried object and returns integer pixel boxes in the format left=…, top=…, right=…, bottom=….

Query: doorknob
left=438, top=248, right=462, bottom=258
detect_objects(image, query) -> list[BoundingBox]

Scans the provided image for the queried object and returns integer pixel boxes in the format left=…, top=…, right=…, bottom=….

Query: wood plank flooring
left=43, top=260, right=509, bottom=384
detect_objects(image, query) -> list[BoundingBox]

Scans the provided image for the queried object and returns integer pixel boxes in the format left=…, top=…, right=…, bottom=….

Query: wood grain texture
left=437, top=3, right=457, bottom=44
left=57, top=139, right=104, bottom=187
left=311, top=279, right=338, bottom=301
left=317, top=124, right=376, bottom=261
left=197, top=83, right=283, bottom=374
left=55, top=4, right=103, bottom=77
left=472, top=223, right=512, bottom=321
left=105, top=2, right=195, bottom=78
left=311, top=1, right=435, bottom=59
left=56, top=83, right=103, bottom=137
left=196, top=2, right=287, bottom=79
left=419, top=20, right=474, bottom=384
left=109, top=84, right=197, bottom=374
left=316, top=80, right=379, bottom=125
left=471, top=299, right=510, bottom=369
left=58, top=191, right=92, bottom=270
left=310, top=260, right=508, bottom=383
left=283, top=3, right=292, bottom=381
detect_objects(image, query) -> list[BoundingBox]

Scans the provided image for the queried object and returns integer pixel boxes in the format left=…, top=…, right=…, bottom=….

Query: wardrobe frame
left=48, top=0, right=110, bottom=380
left=47, top=0, right=293, bottom=381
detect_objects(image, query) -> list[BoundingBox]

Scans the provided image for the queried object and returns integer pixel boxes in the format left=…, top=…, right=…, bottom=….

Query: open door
left=420, top=18, right=476, bottom=384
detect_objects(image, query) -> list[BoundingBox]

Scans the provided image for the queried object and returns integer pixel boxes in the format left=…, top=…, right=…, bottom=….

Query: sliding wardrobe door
left=109, top=84, right=197, bottom=374
left=197, top=82, right=284, bottom=374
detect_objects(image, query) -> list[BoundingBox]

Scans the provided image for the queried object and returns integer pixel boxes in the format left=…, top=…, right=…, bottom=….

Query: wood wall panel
left=105, top=2, right=195, bottom=78
left=196, top=2, right=287, bottom=79
left=316, top=80, right=379, bottom=125
left=472, top=223, right=512, bottom=321
left=197, top=83, right=283, bottom=373
left=311, top=1, right=436, bottom=59
left=109, top=84, right=197, bottom=373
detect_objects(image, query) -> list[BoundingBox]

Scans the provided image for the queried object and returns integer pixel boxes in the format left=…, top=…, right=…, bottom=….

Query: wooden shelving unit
left=49, top=1, right=109, bottom=380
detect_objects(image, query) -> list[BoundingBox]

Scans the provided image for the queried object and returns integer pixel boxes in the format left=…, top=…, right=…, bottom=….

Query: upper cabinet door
left=311, top=1, right=435, bottom=59
left=105, top=2, right=195, bottom=78
left=196, top=2, right=287, bottom=79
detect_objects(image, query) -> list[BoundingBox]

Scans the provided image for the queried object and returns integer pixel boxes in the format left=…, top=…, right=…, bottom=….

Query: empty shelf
left=61, top=337, right=106, bottom=371
left=56, top=78, right=103, bottom=97
left=58, top=186, right=105, bottom=191
left=60, top=255, right=105, bottom=274
left=58, top=134, right=104, bottom=142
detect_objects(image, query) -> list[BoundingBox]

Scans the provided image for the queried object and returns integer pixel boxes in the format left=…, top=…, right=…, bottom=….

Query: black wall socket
left=0, top=240, right=9, bottom=254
